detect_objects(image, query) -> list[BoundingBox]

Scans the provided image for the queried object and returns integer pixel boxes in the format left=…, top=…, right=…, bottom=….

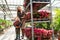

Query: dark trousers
left=15, top=28, right=20, bottom=39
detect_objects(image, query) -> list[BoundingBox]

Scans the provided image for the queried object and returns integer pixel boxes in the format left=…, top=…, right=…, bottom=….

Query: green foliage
left=0, top=19, right=12, bottom=29
left=54, top=8, right=60, bottom=17
left=0, top=25, right=5, bottom=29
left=53, top=8, right=60, bottom=31
left=5, top=20, right=12, bottom=27
left=0, top=19, right=5, bottom=24
left=35, top=22, right=48, bottom=29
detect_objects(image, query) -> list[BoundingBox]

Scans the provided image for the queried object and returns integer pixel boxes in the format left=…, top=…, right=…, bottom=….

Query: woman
left=14, top=6, right=25, bottom=40
left=17, top=6, right=26, bottom=39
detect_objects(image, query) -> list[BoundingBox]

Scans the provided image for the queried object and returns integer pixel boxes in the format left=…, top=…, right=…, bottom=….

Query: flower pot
left=54, top=30, right=58, bottom=35
left=34, top=18, right=37, bottom=21
left=58, top=36, right=60, bottom=40
left=37, top=18, right=40, bottom=21
left=58, top=31, right=60, bottom=40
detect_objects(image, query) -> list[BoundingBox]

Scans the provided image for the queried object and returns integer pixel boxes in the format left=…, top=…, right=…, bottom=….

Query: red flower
left=23, top=28, right=53, bottom=40
left=38, top=10, right=50, bottom=20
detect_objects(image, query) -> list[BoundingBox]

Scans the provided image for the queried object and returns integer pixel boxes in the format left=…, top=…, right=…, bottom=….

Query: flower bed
left=22, top=28, right=53, bottom=40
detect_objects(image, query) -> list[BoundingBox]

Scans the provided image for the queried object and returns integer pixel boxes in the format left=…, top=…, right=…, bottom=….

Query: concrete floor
left=0, top=27, right=15, bottom=40
left=0, top=26, right=27, bottom=40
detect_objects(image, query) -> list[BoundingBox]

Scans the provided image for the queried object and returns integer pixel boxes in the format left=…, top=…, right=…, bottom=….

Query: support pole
left=4, top=13, right=6, bottom=20
left=30, top=0, right=34, bottom=40
left=50, top=0, right=54, bottom=40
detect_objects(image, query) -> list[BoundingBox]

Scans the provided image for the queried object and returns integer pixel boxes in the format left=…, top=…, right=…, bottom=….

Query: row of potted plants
left=24, top=3, right=48, bottom=11
left=22, top=28, right=53, bottom=40
left=25, top=10, right=51, bottom=22
left=23, top=0, right=49, bottom=12
left=23, top=0, right=50, bottom=7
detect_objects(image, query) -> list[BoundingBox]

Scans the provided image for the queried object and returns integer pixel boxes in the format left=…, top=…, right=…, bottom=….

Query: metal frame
left=0, top=0, right=13, bottom=19
left=29, top=0, right=54, bottom=40
left=50, top=0, right=54, bottom=40
left=30, top=0, right=34, bottom=40
left=0, top=4, right=23, bottom=6
left=0, top=0, right=56, bottom=40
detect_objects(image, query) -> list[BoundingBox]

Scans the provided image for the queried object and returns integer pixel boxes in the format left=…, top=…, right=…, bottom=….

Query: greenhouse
left=0, top=0, right=60, bottom=40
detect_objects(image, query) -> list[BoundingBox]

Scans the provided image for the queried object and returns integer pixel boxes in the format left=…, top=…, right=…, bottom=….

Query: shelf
left=24, top=0, right=50, bottom=11
left=26, top=18, right=51, bottom=22
left=32, top=1, right=50, bottom=3
left=25, top=3, right=49, bottom=12
left=26, top=20, right=50, bottom=23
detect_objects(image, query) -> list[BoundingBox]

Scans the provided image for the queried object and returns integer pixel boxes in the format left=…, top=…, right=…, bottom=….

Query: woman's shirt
left=17, top=11, right=25, bottom=21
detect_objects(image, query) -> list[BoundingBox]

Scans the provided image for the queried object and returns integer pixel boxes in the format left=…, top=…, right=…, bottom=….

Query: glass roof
left=0, top=0, right=60, bottom=20
left=0, top=0, right=24, bottom=4
left=0, top=0, right=24, bottom=18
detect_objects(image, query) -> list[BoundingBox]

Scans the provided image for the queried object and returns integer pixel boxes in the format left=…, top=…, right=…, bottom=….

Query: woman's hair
left=17, top=6, right=25, bottom=20
left=17, top=6, right=22, bottom=12
left=17, top=7, right=21, bottom=20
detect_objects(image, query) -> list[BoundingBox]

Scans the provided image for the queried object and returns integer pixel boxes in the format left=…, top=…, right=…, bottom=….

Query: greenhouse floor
left=0, top=26, right=58, bottom=40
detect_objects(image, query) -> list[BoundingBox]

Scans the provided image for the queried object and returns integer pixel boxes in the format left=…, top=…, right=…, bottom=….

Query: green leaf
left=53, top=8, right=60, bottom=31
